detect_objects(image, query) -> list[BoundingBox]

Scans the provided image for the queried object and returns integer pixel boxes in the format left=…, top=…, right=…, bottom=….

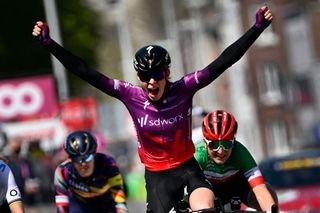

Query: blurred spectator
left=2, top=137, right=40, bottom=205
left=26, top=140, right=55, bottom=203
left=0, top=130, right=8, bottom=152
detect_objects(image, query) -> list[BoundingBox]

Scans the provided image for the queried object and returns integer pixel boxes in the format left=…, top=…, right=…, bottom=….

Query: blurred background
left=0, top=0, right=320, bottom=212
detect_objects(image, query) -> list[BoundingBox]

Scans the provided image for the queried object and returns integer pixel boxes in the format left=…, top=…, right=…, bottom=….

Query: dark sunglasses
left=204, top=138, right=234, bottom=151
left=72, top=154, right=94, bottom=164
left=138, top=71, right=165, bottom=82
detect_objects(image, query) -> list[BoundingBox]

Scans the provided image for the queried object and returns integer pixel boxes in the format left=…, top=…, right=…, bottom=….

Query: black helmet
left=64, top=131, right=97, bottom=159
left=133, top=45, right=171, bottom=72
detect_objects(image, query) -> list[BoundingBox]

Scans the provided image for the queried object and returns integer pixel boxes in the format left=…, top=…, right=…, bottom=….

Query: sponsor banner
left=0, top=75, right=58, bottom=121
left=2, top=118, right=67, bottom=151
left=60, top=97, right=98, bottom=130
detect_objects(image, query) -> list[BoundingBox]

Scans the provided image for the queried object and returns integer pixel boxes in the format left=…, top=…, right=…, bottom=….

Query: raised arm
left=206, top=5, right=273, bottom=79
left=32, top=21, right=103, bottom=87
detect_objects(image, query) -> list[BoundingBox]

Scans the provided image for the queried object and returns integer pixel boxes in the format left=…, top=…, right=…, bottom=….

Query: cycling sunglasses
left=203, top=138, right=234, bottom=151
left=138, top=71, right=165, bottom=82
left=72, top=154, right=94, bottom=164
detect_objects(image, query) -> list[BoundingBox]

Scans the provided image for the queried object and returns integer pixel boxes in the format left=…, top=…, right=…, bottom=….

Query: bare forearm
left=9, top=202, right=25, bottom=213
left=253, top=184, right=276, bottom=211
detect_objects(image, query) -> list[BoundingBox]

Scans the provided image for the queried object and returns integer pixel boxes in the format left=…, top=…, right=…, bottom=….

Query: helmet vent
left=71, top=138, right=80, bottom=152
left=64, top=131, right=97, bottom=158
left=207, top=113, right=215, bottom=135
left=223, top=113, right=232, bottom=136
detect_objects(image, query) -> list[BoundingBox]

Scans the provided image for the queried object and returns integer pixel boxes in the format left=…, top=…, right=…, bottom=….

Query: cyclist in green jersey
left=194, top=110, right=278, bottom=211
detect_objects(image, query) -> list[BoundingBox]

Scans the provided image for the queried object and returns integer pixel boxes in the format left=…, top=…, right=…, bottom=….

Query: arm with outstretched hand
left=32, top=21, right=103, bottom=86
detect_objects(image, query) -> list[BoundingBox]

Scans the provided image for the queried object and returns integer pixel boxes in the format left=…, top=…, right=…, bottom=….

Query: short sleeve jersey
left=0, top=160, right=23, bottom=206
left=194, top=140, right=265, bottom=188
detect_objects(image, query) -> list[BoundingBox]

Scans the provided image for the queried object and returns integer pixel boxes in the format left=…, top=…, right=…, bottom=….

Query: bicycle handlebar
left=190, top=204, right=279, bottom=213
left=192, top=210, right=276, bottom=213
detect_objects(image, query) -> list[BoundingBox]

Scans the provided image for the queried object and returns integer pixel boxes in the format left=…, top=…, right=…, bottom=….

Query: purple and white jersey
left=46, top=25, right=263, bottom=171
left=96, top=68, right=215, bottom=171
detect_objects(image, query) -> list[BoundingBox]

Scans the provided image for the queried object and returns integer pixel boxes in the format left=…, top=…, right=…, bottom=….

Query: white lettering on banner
left=0, top=83, right=44, bottom=118
left=137, top=113, right=184, bottom=128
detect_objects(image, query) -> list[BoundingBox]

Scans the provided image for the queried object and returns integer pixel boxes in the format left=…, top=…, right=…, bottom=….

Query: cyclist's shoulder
left=232, top=140, right=250, bottom=153
left=95, top=153, right=120, bottom=170
left=167, top=75, right=198, bottom=93
left=230, top=141, right=257, bottom=168
left=194, top=140, right=207, bottom=156
left=233, top=141, right=254, bottom=157
left=112, top=78, right=142, bottom=92
left=96, top=152, right=116, bottom=162
left=55, top=159, right=72, bottom=173
left=0, top=159, right=10, bottom=178
left=194, top=140, right=206, bottom=149
left=194, top=140, right=209, bottom=166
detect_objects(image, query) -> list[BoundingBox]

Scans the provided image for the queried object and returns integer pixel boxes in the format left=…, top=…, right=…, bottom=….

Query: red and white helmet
left=202, top=110, right=238, bottom=140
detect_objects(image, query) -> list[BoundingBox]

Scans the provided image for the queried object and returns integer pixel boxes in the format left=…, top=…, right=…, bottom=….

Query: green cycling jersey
left=194, top=140, right=264, bottom=187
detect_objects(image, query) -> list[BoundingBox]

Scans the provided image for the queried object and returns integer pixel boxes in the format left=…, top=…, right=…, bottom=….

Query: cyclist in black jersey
left=53, top=131, right=128, bottom=213
left=194, top=110, right=278, bottom=211
left=32, top=5, right=273, bottom=213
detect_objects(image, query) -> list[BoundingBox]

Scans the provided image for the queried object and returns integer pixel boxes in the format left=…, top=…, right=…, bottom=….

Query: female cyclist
left=194, top=110, right=278, bottom=211
left=32, top=5, right=273, bottom=213
left=54, top=131, right=127, bottom=213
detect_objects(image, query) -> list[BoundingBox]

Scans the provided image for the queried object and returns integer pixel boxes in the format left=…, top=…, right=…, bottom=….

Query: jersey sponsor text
left=138, top=113, right=184, bottom=127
